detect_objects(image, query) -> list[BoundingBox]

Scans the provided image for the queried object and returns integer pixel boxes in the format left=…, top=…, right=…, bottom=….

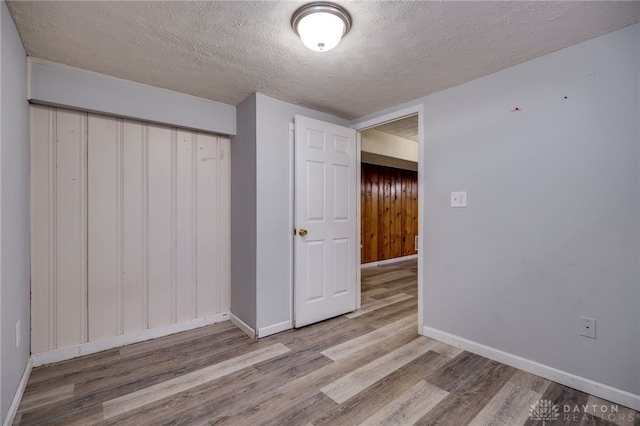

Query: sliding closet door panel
left=196, top=134, right=219, bottom=316
left=30, top=106, right=54, bottom=353
left=122, top=121, right=147, bottom=333
left=176, top=130, right=197, bottom=321
left=147, top=126, right=174, bottom=328
left=30, top=105, right=231, bottom=353
left=54, top=109, right=88, bottom=348
left=219, top=138, right=231, bottom=312
left=87, top=114, right=121, bottom=340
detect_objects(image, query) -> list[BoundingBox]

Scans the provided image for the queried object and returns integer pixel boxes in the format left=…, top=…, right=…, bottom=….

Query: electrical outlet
left=580, top=316, right=596, bottom=339
left=451, top=191, right=467, bottom=208
left=16, top=320, right=21, bottom=348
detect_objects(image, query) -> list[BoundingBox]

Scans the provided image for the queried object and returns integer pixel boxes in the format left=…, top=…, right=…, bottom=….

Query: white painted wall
left=360, top=152, right=418, bottom=172
left=0, top=1, right=30, bottom=421
left=352, top=24, right=640, bottom=408
left=361, top=128, right=419, bottom=170
left=361, top=128, right=418, bottom=163
left=30, top=105, right=230, bottom=354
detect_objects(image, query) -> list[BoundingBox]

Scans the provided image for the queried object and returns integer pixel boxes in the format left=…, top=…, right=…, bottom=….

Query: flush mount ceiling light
left=291, top=2, right=352, bottom=52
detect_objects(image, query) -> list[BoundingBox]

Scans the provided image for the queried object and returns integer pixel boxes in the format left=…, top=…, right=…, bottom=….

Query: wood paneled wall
left=361, top=163, right=418, bottom=264
left=30, top=105, right=230, bottom=354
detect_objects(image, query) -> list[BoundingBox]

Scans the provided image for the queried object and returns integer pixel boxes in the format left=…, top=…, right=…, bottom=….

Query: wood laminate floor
left=15, top=259, right=639, bottom=425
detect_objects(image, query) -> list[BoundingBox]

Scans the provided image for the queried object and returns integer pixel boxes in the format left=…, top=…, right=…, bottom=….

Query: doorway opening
left=360, top=115, right=418, bottom=267
left=353, top=107, right=423, bottom=332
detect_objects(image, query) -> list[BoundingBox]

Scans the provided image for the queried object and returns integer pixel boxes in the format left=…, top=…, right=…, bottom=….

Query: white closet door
left=30, top=105, right=231, bottom=353
left=31, top=106, right=89, bottom=352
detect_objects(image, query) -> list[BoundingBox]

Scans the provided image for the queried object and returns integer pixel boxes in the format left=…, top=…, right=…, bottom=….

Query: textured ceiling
left=7, top=1, right=640, bottom=120
left=375, top=116, right=419, bottom=142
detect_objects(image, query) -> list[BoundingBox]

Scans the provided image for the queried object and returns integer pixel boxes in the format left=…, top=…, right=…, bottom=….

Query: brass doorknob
left=299, top=228, right=308, bottom=237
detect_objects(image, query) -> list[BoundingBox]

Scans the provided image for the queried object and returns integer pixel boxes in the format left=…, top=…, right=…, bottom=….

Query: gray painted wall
left=254, top=94, right=349, bottom=331
left=353, top=24, right=640, bottom=397
left=230, top=94, right=258, bottom=328
left=1, top=1, right=30, bottom=421
left=28, top=59, right=236, bottom=136
left=231, top=92, right=349, bottom=333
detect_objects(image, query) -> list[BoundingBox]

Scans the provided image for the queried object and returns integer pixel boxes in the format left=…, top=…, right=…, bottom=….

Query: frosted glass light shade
left=297, top=12, right=345, bottom=52
left=291, top=2, right=352, bottom=53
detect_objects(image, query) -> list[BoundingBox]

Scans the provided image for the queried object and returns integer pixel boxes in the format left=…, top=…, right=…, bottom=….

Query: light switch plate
left=451, top=191, right=467, bottom=208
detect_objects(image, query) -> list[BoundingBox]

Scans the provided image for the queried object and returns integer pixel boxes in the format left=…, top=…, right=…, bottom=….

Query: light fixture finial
left=291, top=2, right=352, bottom=52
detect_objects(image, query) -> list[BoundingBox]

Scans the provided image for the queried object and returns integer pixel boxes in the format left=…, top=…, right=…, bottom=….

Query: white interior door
left=294, top=115, right=357, bottom=327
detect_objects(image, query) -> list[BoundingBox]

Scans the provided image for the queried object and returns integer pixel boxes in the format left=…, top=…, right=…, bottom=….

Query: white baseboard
left=258, top=320, right=291, bottom=338
left=32, top=312, right=230, bottom=367
left=422, top=325, right=640, bottom=411
left=3, top=357, right=32, bottom=426
left=230, top=313, right=257, bottom=339
left=361, top=254, right=418, bottom=269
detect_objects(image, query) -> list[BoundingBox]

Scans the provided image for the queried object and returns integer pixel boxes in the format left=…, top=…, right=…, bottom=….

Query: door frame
left=351, top=105, right=424, bottom=334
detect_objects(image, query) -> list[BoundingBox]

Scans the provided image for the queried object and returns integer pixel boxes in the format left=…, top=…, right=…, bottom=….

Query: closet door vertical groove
left=190, top=133, right=198, bottom=318
left=117, top=120, right=125, bottom=335
left=49, top=108, right=58, bottom=349
left=171, top=129, right=178, bottom=324
left=143, top=124, right=150, bottom=330
left=217, top=137, right=223, bottom=314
